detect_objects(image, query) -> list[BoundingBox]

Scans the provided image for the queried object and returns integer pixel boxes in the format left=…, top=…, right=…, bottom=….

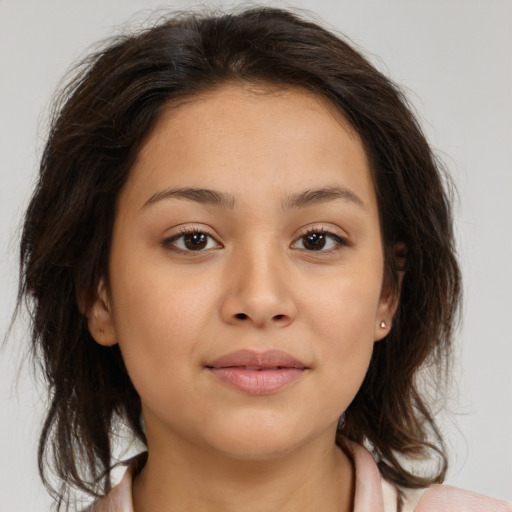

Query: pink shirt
left=87, top=441, right=512, bottom=511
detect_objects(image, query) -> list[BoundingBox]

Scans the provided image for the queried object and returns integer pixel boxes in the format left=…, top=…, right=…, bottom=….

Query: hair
left=17, top=5, right=461, bottom=510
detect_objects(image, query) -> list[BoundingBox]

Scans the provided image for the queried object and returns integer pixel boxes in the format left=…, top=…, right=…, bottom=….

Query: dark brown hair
left=18, top=6, right=461, bottom=509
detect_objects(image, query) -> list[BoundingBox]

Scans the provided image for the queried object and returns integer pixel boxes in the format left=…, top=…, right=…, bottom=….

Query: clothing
left=87, top=441, right=512, bottom=512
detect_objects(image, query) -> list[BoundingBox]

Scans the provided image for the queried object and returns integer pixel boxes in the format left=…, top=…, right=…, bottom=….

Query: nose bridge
left=221, top=236, right=297, bottom=327
left=241, top=243, right=281, bottom=295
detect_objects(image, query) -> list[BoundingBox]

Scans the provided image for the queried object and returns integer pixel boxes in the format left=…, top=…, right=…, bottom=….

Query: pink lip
left=206, top=350, right=308, bottom=395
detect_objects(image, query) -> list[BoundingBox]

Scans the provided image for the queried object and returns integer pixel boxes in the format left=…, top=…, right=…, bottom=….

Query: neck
left=132, top=429, right=354, bottom=512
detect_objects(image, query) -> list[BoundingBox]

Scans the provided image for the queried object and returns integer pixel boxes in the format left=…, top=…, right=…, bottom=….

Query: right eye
left=162, top=231, right=222, bottom=252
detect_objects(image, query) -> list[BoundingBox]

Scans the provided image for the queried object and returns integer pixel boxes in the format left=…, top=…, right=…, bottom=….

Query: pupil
left=305, top=233, right=325, bottom=250
left=184, top=233, right=207, bottom=250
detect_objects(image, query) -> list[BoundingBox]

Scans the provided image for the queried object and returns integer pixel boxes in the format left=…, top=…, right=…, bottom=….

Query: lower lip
left=208, top=367, right=305, bottom=395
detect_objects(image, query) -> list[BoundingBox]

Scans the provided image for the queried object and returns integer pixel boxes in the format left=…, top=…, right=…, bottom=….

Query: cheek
left=305, top=273, right=382, bottom=398
left=307, top=270, right=382, bottom=341
left=111, top=247, right=216, bottom=334
left=108, top=260, right=217, bottom=395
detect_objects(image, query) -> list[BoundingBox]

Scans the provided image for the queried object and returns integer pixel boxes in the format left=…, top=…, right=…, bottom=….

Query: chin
left=202, top=414, right=332, bottom=462
left=213, top=436, right=303, bottom=462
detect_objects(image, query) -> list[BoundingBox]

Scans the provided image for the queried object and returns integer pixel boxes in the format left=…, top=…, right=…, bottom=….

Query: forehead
left=123, top=83, right=376, bottom=213
left=142, top=83, right=361, bottom=155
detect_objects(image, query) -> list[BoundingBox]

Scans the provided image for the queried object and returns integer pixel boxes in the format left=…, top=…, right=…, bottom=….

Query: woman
left=17, top=6, right=511, bottom=512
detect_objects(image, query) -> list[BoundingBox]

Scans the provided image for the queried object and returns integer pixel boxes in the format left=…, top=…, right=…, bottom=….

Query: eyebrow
left=142, top=185, right=364, bottom=210
left=142, top=187, right=236, bottom=209
left=282, top=186, right=364, bottom=210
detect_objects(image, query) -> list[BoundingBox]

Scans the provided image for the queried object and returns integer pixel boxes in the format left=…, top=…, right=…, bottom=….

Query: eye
left=291, top=230, right=347, bottom=252
left=162, top=230, right=221, bottom=252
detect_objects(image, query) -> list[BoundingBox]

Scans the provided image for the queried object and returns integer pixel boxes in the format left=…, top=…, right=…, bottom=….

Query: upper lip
left=206, top=349, right=308, bottom=369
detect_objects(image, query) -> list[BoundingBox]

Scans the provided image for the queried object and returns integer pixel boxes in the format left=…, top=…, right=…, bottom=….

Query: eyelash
left=161, top=226, right=221, bottom=254
left=292, top=227, right=350, bottom=253
left=161, top=226, right=349, bottom=254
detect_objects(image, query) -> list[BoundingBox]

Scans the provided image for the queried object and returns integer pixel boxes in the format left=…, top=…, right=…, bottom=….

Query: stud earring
left=379, top=321, right=387, bottom=329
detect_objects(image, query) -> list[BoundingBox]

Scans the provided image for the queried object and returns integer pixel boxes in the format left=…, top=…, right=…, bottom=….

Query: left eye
left=292, top=231, right=344, bottom=251
left=163, top=231, right=221, bottom=252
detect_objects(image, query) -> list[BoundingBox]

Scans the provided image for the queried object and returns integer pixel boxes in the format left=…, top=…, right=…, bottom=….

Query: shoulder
left=390, top=481, right=512, bottom=512
left=85, top=473, right=133, bottom=512
left=408, top=484, right=512, bottom=512
left=391, top=471, right=512, bottom=512
left=84, top=454, right=146, bottom=512
left=344, top=439, right=512, bottom=512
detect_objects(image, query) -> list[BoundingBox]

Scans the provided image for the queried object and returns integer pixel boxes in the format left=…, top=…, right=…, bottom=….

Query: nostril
left=236, top=313, right=248, bottom=320
left=273, top=314, right=285, bottom=321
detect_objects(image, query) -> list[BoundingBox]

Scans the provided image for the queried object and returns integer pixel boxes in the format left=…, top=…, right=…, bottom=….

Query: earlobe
left=86, top=280, right=117, bottom=346
left=374, top=242, right=406, bottom=342
left=374, top=291, right=399, bottom=342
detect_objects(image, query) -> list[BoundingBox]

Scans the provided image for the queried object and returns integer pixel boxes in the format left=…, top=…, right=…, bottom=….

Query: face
left=88, top=84, right=397, bottom=460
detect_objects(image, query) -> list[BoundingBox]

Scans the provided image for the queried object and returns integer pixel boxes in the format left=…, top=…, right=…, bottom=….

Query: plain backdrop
left=1, top=0, right=511, bottom=510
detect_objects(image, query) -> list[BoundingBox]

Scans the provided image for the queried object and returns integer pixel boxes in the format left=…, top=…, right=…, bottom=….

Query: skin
left=88, top=83, right=399, bottom=512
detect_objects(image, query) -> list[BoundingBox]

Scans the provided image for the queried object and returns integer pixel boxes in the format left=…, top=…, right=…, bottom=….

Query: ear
left=86, top=279, right=118, bottom=347
left=374, top=243, right=406, bottom=341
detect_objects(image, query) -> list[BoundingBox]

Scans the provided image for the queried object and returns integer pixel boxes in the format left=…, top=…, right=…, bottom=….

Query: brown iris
left=302, top=232, right=327, bottom=250
left=184, top=232, right=208, bottom=250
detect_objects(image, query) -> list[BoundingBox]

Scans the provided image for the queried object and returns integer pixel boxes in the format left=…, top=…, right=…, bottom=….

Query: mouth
left=206, top=349, right=308, bottom=395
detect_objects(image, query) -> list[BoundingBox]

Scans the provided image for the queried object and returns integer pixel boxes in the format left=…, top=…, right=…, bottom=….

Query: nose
left=219, top=245, right=298, bottom=328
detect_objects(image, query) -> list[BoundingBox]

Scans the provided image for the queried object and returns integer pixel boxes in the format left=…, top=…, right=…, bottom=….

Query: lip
left=206, top=349, right=308, bottom=395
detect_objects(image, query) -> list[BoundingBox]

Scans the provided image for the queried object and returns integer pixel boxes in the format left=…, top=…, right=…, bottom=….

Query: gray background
left=1, top=0, right=511, bottom=510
